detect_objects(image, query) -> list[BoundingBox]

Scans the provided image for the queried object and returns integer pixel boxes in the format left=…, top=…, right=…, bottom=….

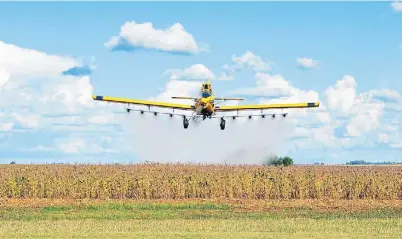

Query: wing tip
left=308, top=102, right=320, bottom=107
left=92, top=95, right=104, bottom=101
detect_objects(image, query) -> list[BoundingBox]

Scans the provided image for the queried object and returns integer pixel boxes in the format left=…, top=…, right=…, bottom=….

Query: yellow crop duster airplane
left=92, top=80, right=320, bottom=130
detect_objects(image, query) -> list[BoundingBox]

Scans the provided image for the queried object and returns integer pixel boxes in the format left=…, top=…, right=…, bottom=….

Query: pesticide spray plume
left=122, top=111, right=292, bottom=165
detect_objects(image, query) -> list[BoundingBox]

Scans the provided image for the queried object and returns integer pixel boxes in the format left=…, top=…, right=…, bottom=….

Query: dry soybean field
left=1, top=164, right=402, bottom=200
left=0, top=164, right=401, bottom=238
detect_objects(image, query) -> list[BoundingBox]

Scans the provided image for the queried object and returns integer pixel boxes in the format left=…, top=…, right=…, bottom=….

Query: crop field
left=0, top=164, right=401, bottom=238
left=1, top=164, right=402, bottom=200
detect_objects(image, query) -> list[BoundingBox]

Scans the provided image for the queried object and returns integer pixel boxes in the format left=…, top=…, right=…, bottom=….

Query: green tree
left=281, top=156, right=294, bottom=166
left=265, top=155, right=294, bottom=167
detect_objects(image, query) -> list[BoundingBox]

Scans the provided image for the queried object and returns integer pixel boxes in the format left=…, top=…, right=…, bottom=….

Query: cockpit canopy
left=201, top=91, right=211, bottom=98
left=201, top=81, right=213, bottom=98
left=202, top=83, right=211, bottom=90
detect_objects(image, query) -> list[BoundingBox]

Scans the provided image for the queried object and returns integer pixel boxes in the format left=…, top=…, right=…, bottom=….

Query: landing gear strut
left=183, top=116, right=189, bottom=129
left=220, top=117, right=226, bottom=130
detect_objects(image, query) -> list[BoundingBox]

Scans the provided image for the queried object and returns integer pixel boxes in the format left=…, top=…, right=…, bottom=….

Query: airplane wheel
left=220, top=118, right=226, bottom=130
left=183, top=118, right=189, bottom=129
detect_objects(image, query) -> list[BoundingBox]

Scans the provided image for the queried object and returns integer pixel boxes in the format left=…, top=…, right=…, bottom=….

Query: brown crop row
left=0, top=164, right=401, bottom=200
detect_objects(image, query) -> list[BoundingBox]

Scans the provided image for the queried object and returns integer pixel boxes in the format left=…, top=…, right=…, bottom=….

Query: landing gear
left=183, top=116, right=189, bottom=129
left=220, top=117, right=226, bottom=130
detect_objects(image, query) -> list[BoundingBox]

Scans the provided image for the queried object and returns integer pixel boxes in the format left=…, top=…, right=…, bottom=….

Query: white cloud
left=21, top=145, right=55, bottom=152
left=348, top=92, right=386, bottom=138
left=323, top=75, right=388, bottom=137
left=217, top=51, right=273, bottom=81
left=0, top=66, right=10, bottom=88
left=58, top=137, right=118, bottom=154
left=390, top=143, right=402, bottom=148
left=59, top=138, right=86, bottom=154
left=296, top=57, right=318, bottom=69
left=0, top=41, right=77, bottom=78
left=371, top=89, right=401, bottom=101
left=218, top=72, right=234, bottom=81
left=105, top=21, right=201, bottom=54
left=226, top=70, right=401, bottom=152
left=232, top=51, right=272, bottom=72
left=2, top=39, right=401, bottom=164
left=11, top=112, right=41, bottom=129
left=391, top=1, right=402, bottom=12
left=165, top=64, right=215, bottom=81
left=152, top=79, right=202, bottom=104
left=232, top=72, right=320, bottom=102
left=346, top=107, right=383, bottom=137
left=0, top=41, right=125, bottom=159
left=324, top=75, right=357, bottom=115
left=0, top=122, right=13, bottom=131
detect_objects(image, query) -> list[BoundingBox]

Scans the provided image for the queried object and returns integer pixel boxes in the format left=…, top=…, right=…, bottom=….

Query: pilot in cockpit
left=201, top=83, right=212, bottom=98
left=201, top=91, right=211, bottom=98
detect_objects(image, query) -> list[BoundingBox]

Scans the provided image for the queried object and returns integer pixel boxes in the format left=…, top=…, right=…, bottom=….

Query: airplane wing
left=171, top=97, right=244, bottom=101
left=92, top=95, right=194, bottom=111
left=215, top=102, right=320, bottom=112
left=214, top=97, right=244, bottom=101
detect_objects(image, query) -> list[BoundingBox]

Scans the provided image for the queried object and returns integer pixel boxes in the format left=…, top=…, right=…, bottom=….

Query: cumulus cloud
left=165, top=64, right=215, bottom=81
left=217, top=51, right=273, bottom=80
left=296, top=57, right=318, bottom=69
left=105, top=21, right=201, bottom=54
left=216, top=71, right=346, bottom=153
left=151, top=79, right=202, bottom=104
left=232, top=51, right=272, bottom=71
left=225, top=69, right=401, bottom=152
left=324, top=75, right=357, bottom=115
left=0, top=41, right=126, bottom=162
left=0, top=41, right=77, bottom=78
left=217, top=72, right=234, bottom=81
left=58, top=136, right=118, bottom=154
left=2, top=39, right=401, bottom=164
left=231, top=72, right=319, bottom=101
left=391, top=1, right=402, bottom=12
left=370, top=89, right=401, bottom=102
left=324, top=75, right=390, bottom=137
left=346, top=103, right=383, bottom=137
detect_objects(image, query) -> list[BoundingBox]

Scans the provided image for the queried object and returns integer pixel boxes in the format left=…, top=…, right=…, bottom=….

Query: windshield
left=201, top=92, right=211, bottom=98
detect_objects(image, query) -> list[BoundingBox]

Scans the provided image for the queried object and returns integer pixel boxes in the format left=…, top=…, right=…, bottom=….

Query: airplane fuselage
left=193, top=81, right=216, bottom=118
left=194, top=97, right=215, bottom=117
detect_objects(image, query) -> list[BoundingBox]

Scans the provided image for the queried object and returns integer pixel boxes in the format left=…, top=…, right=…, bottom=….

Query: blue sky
left=0, top=1, right=401, bottom=164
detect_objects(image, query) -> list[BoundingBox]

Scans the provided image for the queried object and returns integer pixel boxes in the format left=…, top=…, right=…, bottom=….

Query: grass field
left=0, top=164, right=401, bottom=238
left=0, top=199, right=401, bottom=238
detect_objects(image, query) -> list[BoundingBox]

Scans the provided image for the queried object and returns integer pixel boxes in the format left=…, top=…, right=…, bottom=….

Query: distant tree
left=345, top=160, right=401, bottom=165
left=10, top=161, right=16, bottom=164
left=265, top=155, right=294, bottom=167
left=281, top=156, right=294, bottom=166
